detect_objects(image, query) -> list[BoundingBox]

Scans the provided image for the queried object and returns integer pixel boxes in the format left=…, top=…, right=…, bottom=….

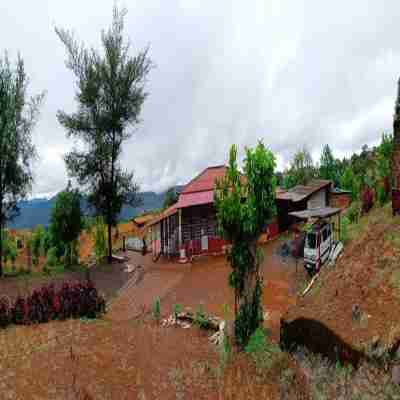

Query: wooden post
left=178, top=209, right=182, bottom=250
left=122, top=236, right=126, bottom=252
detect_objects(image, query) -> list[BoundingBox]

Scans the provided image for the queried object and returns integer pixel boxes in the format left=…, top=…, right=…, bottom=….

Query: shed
left=276, top=180, right=332, bottom=231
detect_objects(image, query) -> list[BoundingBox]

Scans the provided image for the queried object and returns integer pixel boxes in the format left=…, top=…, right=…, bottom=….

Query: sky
left=1, top=0, right=400, bottom=197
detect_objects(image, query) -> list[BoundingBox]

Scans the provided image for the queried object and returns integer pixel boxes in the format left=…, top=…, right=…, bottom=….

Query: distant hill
left=7, top=186, right=184, bottom=230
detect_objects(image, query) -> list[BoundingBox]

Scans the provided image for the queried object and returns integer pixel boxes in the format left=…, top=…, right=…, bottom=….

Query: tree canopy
left=0, top=52, right=44, bottom=276
left=56, top=6, right=151, bottom=263
left=215, top=142, right=277, bottom=348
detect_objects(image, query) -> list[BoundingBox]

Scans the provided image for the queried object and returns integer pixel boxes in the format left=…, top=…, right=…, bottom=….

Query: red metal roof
left=147, top=204, right=178, bottom=227
left=175, top=190, right=214, bottom=209
left=181, top=165, right=227, bottom=194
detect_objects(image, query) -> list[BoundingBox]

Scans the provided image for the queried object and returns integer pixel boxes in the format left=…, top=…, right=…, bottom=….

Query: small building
left=328, top=188, right=352, bottom=210
left=276, top=180, right=333, bottom=232
left=148, top=166, right=228, bottom=258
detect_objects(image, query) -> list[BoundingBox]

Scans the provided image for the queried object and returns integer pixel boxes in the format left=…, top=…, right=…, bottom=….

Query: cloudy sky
left=1, top=1, right=400, bottom=197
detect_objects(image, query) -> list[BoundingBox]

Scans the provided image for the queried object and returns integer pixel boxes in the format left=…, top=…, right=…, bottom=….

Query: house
left=276, top=179, right=333, bottom=232
left=328, top=188, right=352, bottom=210
left=148, top=165, right=228, bottom=258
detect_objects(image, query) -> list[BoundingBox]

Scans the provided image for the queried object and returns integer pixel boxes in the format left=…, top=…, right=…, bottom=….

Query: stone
left=392, top=365, right=400, bottom=385
left=352, top=304, right=361, bottom=322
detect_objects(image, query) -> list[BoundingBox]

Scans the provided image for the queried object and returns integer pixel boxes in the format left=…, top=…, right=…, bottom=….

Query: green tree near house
left=319, top=144, right=341, bottom=186
left=0, top=53, right=44, bottom=277
left=283, top=147, right=315, bottom=189
left=163, top=187, right=179, bottom=209
left=215, top=142, right=277, bottom=348
left=56, top=6, right=151, bottom=263
left=31, top=224, right=45, bottom=264
left=48, top=184, right=83, bottom=267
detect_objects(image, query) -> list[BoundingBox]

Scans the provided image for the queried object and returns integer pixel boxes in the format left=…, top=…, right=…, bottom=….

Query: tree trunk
left=107, top=222, right=112, bottom=264
left=393, top=78, right=400, bottom=215
left=0, top=225, right=3, bottom=277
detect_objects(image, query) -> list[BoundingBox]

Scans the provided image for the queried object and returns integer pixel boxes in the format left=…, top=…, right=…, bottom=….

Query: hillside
left=7, top=186, right=183, bottom=229
left=282, top=203, right=400, bottom=361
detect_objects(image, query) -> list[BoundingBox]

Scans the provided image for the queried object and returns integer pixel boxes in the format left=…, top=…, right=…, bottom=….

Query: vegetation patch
left=0, top=280, right=105, bottom=329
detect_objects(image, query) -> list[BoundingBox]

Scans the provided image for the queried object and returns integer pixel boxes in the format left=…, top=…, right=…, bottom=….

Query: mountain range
left=7, top=187, right=183, bottom=230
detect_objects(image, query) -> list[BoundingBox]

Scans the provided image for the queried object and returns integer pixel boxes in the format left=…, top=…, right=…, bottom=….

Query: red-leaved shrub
left=0, top=296, right=11, bottom=328
left=0, top=280, right=106, bottom=330
left=361, top=186, right=374, bottom=214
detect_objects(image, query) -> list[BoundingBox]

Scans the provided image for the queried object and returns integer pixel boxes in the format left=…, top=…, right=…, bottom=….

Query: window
left=306, top=232, right=317, bottom=249
left=322, top=227, right=328, bottom=242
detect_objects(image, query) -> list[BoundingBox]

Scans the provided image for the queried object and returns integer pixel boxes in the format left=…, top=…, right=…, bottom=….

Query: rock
left=352, top=304, right=361, bottom=322
left=392, top=365, right=400, bottom=385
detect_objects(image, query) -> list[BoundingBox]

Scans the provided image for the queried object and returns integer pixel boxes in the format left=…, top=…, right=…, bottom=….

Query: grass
left=390, top=269, right=400, bottom=299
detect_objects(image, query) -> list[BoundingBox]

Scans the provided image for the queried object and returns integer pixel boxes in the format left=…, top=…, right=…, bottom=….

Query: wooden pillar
left=178, top=209, right=182, bottom=250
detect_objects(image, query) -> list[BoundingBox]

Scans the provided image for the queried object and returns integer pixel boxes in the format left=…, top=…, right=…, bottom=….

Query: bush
left=245, top=327, right=282, bottom=372
left=46, top=247, right=58, bottom=268
left=152, top=297, right=161, bottom=321
left=194, top=304, right=210, bottom=329
left=361, top=186, right=374, bottom=214
left=0, top=280, right=106, bottom=330
left=0, top=297, right=11, bottom=328
left=377, top=185, right=388, bottom=206
left=346, top=202, right=360, bottom=224
left=173, top=304, right=182, bottom=320
left=341, top=216, right=350, bottom=243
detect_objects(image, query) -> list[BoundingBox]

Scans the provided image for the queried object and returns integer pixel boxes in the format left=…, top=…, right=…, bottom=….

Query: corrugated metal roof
left=288, top=207, right=341, bottom=219
left=276, top=180, right=332, bottom=203
left=175, top=190, right=214, bottom=209
left=147, top=204, right=178, bottom=227
left=181, top=165, right=227, bottom=194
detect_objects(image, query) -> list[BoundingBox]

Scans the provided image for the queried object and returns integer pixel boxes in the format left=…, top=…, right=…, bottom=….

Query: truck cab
left=304, top=221, right=333, bottom=276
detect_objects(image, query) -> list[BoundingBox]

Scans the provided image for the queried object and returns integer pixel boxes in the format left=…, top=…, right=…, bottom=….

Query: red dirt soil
left=0, top=239, right=303, bottom=399
left=283, top=204, right=400, bottom=351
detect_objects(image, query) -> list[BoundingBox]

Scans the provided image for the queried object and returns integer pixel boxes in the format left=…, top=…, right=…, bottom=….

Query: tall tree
left=319, top=144, right=340, bottom=186
left=56, top=6, right=151, bottom=263
left=163, top=187, right=179, bottom=209
left=393, top=77, right=400, bottom=215
left=215, top=142, right=277, bottom=348
left=0, top=53, right=44, bottom=276
left=283, top=147, right=315, bottom=189
left=49, top=184, right=83, bottom=267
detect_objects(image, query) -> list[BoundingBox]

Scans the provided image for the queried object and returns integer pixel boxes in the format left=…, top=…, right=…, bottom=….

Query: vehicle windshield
left=306, top=232, right=317, bottom=249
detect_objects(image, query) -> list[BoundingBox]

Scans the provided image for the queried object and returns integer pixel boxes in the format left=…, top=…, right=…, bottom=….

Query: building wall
left=307, top=188, right=327, bottom=209
left=329, top=193, right=351, bottom=210
left=181, top=204, right=217, bottom=243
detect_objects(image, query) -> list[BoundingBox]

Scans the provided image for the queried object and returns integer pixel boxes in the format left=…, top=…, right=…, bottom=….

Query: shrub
left=245, top=327, right=282, bottom=372
left=341, top=216, right=350, bottom=244
left=152, top=297, right=161, bottom=321
left=173, top=304, right=182, bottom=320
left=0, top=280, right=106, bottom=330
left=194, top=304, right=209, bottom=329
left=346, top=202, right=360, bottom=224
left=361, top=186, right=374, bottom=214
left=377, top=185, right=388, bottom=206
left=46, top=247, right=58, bottom=267
left=0, top=296, right=11, bottom=328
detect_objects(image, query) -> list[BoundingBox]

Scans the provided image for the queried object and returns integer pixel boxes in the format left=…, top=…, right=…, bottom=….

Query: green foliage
left=377, top=184, right=388, bottom=206
left=152, top=297, right=161, bottom=321
left=31, top=225, right=45, bottom=259
left=56, top=6, right=150, bottom=263
left=346, top=202, right=361, bottom=224
left=194, top=304, right=209, bottom=329
left=319, top=144, right=341, bottom=186
left=49, top=184, right=83, bottom=267
left=375, top=133, right=393, bottom=183
left=163, top=187, right=179, bottom=209
left=46, top=247, right=58, bottom=268
left=93, top=216, right=107, bottom=263
left=283, top=147, right=315, bottom=189
left=173, top=304, right=182, bottom=320
left=341, top=216, right=350, bottom=243
left=245, top=327, right=282, bottom=372
left=340, top=167, right=359, bottom=201
left=0, top=52, right=44, bottom=277
left=215, top=141, right=276, bottom=348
